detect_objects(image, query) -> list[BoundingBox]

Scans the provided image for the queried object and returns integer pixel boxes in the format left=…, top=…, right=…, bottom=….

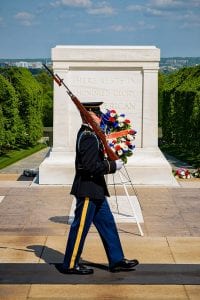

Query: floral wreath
left=173, top=167, right=200, bottom=179
left=174, top=167, right=191, bottom=179
left=100, top=109, right=136, bottom=163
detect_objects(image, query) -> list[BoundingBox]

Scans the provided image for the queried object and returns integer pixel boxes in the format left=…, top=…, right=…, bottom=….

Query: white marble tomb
left=39, top=45, right=178, bottom=186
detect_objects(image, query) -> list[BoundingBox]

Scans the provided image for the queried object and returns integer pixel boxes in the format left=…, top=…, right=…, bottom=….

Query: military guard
left=55, top=102, right=139, bottom=275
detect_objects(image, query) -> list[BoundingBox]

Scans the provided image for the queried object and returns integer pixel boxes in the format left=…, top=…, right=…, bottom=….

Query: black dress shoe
left=55, top=263, right=94, bottom=275
left=110, top=258, right=139, bottom=272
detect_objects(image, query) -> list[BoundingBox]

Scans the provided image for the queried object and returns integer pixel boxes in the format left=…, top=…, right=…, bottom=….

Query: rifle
left=43, top=64, right=118, bottom=161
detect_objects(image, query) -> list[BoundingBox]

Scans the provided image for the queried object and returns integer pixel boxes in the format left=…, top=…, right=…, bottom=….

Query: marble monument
left=39, top=46, right=178, bottom=186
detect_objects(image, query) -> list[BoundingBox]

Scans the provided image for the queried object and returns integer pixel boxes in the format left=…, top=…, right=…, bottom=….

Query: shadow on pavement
left=0, top=244, right=199, bottom=285
left=49, top=216, right=69, bottom=224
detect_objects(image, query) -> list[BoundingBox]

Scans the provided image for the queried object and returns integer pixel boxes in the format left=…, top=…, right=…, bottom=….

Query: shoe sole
left=110, top=261, right=139, bottom=273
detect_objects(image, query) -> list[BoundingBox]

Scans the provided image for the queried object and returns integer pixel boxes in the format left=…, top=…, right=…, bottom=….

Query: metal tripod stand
left=108, top=165, right=144, bottom=236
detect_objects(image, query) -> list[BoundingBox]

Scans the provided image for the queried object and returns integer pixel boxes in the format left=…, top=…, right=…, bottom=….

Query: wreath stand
left=107, top=165, right=144, bottom=237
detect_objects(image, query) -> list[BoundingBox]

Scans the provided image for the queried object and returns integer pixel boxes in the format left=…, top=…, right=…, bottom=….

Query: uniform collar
left=81, top=123, right=93, bottom=131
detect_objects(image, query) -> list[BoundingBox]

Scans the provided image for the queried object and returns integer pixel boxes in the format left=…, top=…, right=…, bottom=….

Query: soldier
left=55, top=102, right=139, bottom=275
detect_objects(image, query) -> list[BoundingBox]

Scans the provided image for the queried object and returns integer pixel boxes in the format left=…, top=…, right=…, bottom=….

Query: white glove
left=115, top=159, right=124, bottom=170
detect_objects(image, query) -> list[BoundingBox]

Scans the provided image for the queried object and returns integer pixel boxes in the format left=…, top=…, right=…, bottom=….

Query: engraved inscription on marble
left=73, top=87, right=137, bottom=99
left=68, top=70, right=143, bottom=148
left=69, top=70, right=142, bottom=104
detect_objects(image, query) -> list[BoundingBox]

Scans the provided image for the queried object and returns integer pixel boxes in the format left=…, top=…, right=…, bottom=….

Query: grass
left=159, top=143, right=200, bottom=168
left=0, top=143, right=47, bottom=170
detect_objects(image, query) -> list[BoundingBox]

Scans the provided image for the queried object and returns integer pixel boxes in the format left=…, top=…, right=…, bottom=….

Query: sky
left=0, top=0, right=199, bottom=58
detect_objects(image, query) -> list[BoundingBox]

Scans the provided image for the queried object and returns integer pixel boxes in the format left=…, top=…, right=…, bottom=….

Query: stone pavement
left=0, top=150, right=200, bottom=299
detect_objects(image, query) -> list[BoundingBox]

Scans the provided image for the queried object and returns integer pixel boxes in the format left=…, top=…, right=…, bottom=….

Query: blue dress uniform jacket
left=70, top=124, right=116, bottom=199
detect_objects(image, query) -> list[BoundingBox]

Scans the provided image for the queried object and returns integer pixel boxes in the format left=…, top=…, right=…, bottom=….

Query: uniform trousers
left=63, top=196, right=124, bottom=269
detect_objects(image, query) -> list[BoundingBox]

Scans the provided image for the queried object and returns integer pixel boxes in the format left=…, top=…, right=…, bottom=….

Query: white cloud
left=137, top=20, right=156, bottom=29
left=110, top=25, right=126, bottom=32
left=127, top=4, right=144, bottom=12
left=87, top=4, right=115, bottom=15
left=146, top=7, right=167, bottom=16
left=127, top=0, right=200, bottom=20
left=51, top=0, right=92, bottom=8
left=127, top=4, right=165, bottom=16
left=51, top=0, right=115, bottom=15
left=192, top=0, right=200, bottom=7
left=83, top=27, right=103, bottom=33
left=127, top=4, right=169, bottom=17
left=110, top=22, right=154, bottom=32
left=150, top=0, right=200, bottom=9
left=150, top=0, right=182, bottom=7
left=178, top=11, right=200, bottom=28
left=14, top=12, right=35, bottom=26
left=180, top=21, right=200, bottom=28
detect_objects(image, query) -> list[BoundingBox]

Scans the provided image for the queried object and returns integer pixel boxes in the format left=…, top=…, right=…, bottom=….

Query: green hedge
left=161, top=65, right=200, bottom=167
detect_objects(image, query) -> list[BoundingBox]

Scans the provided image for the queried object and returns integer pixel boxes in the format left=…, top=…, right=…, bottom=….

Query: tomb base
left=39, top=147, right=178, bottom=186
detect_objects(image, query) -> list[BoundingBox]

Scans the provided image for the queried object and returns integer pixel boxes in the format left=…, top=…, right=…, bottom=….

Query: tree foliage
left=0, top=67, right=50, bottom=154
left=0, top=74, right=25, bottom=153
left=1, top=67, right=44, bottom=147
left=161, top=65, right=200, bottom=166
left=35, top=70, right=53, bottom=126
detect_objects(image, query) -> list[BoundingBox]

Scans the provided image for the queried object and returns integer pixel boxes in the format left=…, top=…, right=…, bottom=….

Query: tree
left=0, top=106, right=5, bottom=153
left=1, top=67, right=44, bottom=146
left=35, top=70, right=53, bottom=126
left=158, top=72, right=165, bottom=127
left=0, top=74, right=25, bottom=153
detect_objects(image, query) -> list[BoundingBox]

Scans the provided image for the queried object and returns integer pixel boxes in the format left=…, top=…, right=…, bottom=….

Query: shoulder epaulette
left=78, top=130, right=99, bottom=151
left=82, top=130, right=96, bottom=137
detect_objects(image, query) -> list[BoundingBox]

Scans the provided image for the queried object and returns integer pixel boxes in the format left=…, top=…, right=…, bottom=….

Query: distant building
left=15, top=61, right=29, bottom=68
left=30, top=61, right=43, bottom=68
left=0, top=62, right=9, bottom=67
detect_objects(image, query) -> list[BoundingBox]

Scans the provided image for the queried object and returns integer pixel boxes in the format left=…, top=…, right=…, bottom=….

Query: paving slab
left=0, top=236, right=47, bottom=263
left=0, top=284, right=30, bottom=300
left=185, top=285, right=200, bottom=300
left=167, top=237, right=200, bottom=264
left=28, top=284, right=189, bottom=300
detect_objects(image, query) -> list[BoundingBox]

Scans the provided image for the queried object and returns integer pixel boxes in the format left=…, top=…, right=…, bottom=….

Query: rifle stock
left=43, top=64, right=118, bottom=161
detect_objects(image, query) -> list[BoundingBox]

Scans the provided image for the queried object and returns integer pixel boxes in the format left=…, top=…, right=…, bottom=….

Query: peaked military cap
left=82, top=102, right=103, bottom=116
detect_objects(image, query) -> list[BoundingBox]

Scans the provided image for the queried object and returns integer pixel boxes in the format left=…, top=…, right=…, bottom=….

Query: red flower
left=110, top=110, right=116, bottom=114
left=125, top=119, right=130, bottom=124
left=115, top=145, right=121, bottom=151
left=125, top=141, right=131, bottom=146
left=109, top=117, right=116, bottom=122
left=128, top=129, right=135, bottom=135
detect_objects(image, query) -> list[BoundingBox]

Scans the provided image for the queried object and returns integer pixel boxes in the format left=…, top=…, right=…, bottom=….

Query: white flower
left=120, top=137, right=126, bottom=142
left=117, top=150, right=123, bottom=156
left=122, top=144, right=129, bottom=151
left=118, top=122, right=124, bottom=128
left=127, top=134, right=134, bottom=141
left=118, top=116, right=125, bottom=123
left=119, top=142, right=125, bottom=147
